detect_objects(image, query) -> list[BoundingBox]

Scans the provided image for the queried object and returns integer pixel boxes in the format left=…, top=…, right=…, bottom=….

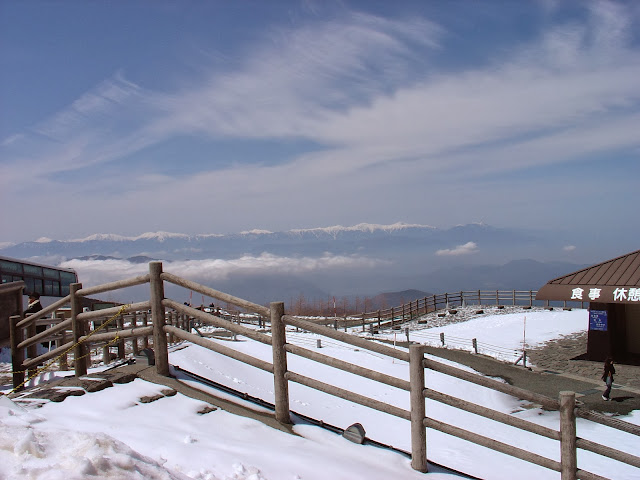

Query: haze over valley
left=1, top=222, right=603, bottom=307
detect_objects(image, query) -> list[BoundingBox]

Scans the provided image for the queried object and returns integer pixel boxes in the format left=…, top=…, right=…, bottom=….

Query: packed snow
left=1, top=308, right=638, bottom=480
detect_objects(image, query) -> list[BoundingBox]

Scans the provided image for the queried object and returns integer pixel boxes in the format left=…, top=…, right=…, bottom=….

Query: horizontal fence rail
left=165, top=300, right=272, bottom=345
left=423, top=356, right=560, bottom=411
left=284, top=370, right=411, bottom=420
left=424, top=388, right=560, bottom=441
left=424, top=416, right=562, bottom=471
left=161, top=271, right=270, bottom=317
left=8, top=261, right=638, bottom=480
left=165, top=325, right=274, bottom=373
left=16, top=295, right=71, bottom=328
left=284, top=314, right=409, bottom=362
left=283, top=343, right=411, bottom=391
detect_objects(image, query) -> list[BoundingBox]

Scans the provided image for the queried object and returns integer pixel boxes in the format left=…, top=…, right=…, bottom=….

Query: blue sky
left=1, top=0, right=639, bottom=247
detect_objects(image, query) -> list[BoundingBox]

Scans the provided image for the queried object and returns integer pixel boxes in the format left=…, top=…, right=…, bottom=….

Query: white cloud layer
left=436, top=242, right=479, bottom=257
left=60, top=253, right=385, bottom=288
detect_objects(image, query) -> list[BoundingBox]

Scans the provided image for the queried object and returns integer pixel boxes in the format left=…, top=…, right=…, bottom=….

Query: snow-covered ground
left=366, top=306, right=589, bottom=363
left=1, top=308, right=638, bottom=480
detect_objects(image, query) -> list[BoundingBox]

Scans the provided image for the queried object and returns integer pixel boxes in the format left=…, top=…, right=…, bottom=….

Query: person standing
left=601, top=357, right=615, bottom=401
left=25, top=291, right=43, bottom=316
left=25, top=292, right=48, bottom=347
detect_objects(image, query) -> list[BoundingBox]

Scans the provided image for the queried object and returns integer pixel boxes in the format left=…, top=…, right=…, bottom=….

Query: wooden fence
left=9, top=262, right=639, bottom=480
left=315, top=289, right=585, bottom=332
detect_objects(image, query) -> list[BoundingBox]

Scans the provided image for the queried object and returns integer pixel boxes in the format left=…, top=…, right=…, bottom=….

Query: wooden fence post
left=409, top=344, right=428, bottom=472
left=131, top=313, right=139, bottom=356
left=530, top=290, right=533, bottom=307
left=70, top=282, right=88, bottom=377
left=143, top=312, right=149, bottom=349
left=116, top=315, right=125, bottom=359
left=560, top=391, right=577, bottom=480
left=58, top=313, right=68, bottom=370
left=166, top=311, right=173, bottom=344
left=270, top=301, right=291, bottom=424
left=26, top=318, right=37, bottom=377
left=150, top=261, right=169, bottom=376
left=102, top=342, right=110, bottom=365
left=9, top=315, right=24, bottom=391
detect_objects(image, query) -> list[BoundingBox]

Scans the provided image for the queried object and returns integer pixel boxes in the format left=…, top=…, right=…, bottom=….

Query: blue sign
left=589, top=310, right=608, bottom=331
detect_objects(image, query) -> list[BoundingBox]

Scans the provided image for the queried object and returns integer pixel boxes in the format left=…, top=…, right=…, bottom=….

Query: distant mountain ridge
left=1, top=222, right=540, bottom=263
left=0, top=222, right=591, bottom=305
left=23, top=222, right=434, bottom=245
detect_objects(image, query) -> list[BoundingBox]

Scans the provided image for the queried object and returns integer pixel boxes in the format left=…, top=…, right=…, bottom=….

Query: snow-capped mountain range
left=0, top=222, right=609, bottom=303
left=3, top=222, right=534, bottom=262
left=25, top=222, right=433, bottom=245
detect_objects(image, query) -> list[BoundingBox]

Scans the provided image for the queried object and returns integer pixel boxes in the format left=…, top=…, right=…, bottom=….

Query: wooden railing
left=315, top=289, right=586, bottom=332
left=8, top=262, right=639, bottom=480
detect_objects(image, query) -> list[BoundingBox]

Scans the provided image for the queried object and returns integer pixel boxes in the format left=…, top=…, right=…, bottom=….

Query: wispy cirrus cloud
left=5, top=3, right=638, bottom=182
left=436, top=242, right=479, bottom=257
left=1, top=12, right=442, bottom=185
left=2, top=1, right=639, bottom=242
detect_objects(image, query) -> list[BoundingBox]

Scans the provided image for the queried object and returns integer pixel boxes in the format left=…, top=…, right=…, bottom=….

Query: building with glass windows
left=0, top=255, right=78, bottom=297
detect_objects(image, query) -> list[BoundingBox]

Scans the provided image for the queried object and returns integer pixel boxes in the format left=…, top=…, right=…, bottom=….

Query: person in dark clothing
left=25, top=291, right=43, bottom=316
left=601, top=357, right=615, bottom=401
left=25, top=292, right=48, bottom=348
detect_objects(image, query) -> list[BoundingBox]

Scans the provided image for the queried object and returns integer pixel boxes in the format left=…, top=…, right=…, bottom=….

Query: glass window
left=43, top=268, right=59, bottom=280
left=61, top=283, right=70, bottom=296
left=0, top=260, right=22, bottom=274
left=60, top=271, right=77, bottom=284
left=44, top=280, right=54, bottom=296
left=24, top=277, right=36, bottom=293
left=23, top=264, right=43, bottom=276
left=1, top=274, right=12, bottom=284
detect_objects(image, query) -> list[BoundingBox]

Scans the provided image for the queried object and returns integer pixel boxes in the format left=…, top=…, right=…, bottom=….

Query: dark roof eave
left=536, top=283, right=639, bottom=304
